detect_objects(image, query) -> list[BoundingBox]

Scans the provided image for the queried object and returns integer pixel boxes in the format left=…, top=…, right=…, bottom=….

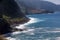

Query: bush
left=3, top=15, right=26, bottom=25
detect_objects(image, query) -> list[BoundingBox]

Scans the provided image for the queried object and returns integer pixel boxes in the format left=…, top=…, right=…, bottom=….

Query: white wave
left=7, top=17, right=60, bottom=40
left=6, top=27, right=60, bottom=40
left=6, top=37, right=20, bottom=40
left=15, top=25, right=27, bottom=29
left=6, top=17, right=41, bottom=40
left=15, top=17, right=44, bottom=29
left=6, top=37, right=16, bottom=40
left=11, top=28, right=35, bottom=36
left=37, top=38, right=51, bottom=40
left=27, top=17, right=44, bottom=24
left=20, top=17, right=44, bottom=25
left=22, top=29, right=35, bottom=35
left=46, top=31, right=60, bottom=33
left=38, top=37, right=60, bottom=40
left=33, top=27, right=60, bottom=33
left=7, top=29, right=35, bottom=40
left=45, top=28, right=60, bottom=33
left=14, top=17, right=44, bottom=35
left=12, top=27, right=60, bottom=35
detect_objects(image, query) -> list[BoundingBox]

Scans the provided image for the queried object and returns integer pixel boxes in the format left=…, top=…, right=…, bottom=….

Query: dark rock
left=0, top=0, right=26, bottom=18
left=13, top=28, right=24, bottom=31
left=0, top=18, right=12, bottom=34
left=0, top=0, right=29, bottom=34
left=1, top=0, right=29, bottom=24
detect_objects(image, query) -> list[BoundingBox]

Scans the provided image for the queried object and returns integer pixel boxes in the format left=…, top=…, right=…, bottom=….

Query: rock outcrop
left=0, top=17, right=12, bottom=34
left=0, top=0, right=26, bottom=18
left=0, top=0, right=29, bottom=35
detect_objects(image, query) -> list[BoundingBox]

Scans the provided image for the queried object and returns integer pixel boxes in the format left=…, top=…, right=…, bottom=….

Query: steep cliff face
left=18, top=0, right=60, bottom=11
left=0, top=0, right=29, bottom=35
left=0, top=18, right=12, bottom=34
left=0, top=0, right=29, bottom=24
left=0, top=0, right=26, bottom=18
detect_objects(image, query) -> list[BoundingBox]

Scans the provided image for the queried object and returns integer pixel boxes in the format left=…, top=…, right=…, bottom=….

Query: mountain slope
left=17, top=0, right=60, bottom=11
left=0, top=0, right=29, bottom=25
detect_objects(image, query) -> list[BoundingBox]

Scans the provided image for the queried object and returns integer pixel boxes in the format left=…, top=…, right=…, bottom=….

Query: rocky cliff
left=0, top=0, right=26, bottom=18
left=0, top=0, right=29, bottom=35
left=18, top=0, right=60, bottom=11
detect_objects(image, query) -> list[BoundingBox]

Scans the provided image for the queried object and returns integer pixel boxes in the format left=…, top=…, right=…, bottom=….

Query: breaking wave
left=6, top=16, right=60, bottom=40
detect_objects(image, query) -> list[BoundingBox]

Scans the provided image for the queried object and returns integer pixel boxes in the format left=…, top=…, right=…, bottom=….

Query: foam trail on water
left=6, top=37, right=17, bottom=40
left=15, top=17, right=44, bottom=34
left=15, top=17, right=44, bottom=29
left=7, top=17, right=41, bottom=36
left=6, top=17, right=44, bottom=40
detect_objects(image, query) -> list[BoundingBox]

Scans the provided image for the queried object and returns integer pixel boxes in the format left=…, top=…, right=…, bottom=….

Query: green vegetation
left=3, top=15, right=27, bottom=25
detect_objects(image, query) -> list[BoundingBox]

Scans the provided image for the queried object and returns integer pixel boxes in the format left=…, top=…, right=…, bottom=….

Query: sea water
left=7, top=12, right=60, bottom=40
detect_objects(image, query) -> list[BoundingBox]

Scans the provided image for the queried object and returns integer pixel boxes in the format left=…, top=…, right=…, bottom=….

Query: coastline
left=0, top=17, right=30, bottom=40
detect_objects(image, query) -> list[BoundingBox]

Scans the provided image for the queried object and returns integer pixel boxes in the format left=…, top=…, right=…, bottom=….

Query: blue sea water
left=27, top=12, right=60, bottom=27
left=7, top=12, right=60, bottom=40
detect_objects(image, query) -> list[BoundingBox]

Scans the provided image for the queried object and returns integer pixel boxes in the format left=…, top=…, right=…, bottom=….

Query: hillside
left=0, top=0, right=29, bottom=25
left=17, top=0, right=60, bottom=11
left=0, top=0, right=29, bottom=39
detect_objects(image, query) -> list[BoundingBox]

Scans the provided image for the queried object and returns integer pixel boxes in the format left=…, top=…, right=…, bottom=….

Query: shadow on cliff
left=0, top=0, right=29, bottom=24
left=0, top=0, right=29, bottom=35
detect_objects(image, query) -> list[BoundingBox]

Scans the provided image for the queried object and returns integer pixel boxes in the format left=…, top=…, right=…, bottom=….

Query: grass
left=3, top=15, right=27, bottom=25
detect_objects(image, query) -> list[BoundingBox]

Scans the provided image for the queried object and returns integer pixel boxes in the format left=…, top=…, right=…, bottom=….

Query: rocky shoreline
left=0, top=0, right=30, bottom=40
left=0, top=17, right=29, bottom=40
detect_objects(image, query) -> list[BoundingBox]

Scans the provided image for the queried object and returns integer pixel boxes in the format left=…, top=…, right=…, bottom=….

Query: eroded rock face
left=0, top=0, right=26, bottom=18
left=0, top=0, right=29, bottom=34
left=0, top=18, right=12, bottom=34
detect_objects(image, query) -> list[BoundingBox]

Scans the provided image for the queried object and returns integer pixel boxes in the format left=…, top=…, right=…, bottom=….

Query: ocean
left=7, top=12, right=60, bottom=40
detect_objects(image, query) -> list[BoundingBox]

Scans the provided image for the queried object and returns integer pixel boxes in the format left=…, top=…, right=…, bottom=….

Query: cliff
left=17, top=0, right=60, bottom=11
left=0, top=0, right=29, bottom=25
left=0, top=0, right=29, bottom=35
